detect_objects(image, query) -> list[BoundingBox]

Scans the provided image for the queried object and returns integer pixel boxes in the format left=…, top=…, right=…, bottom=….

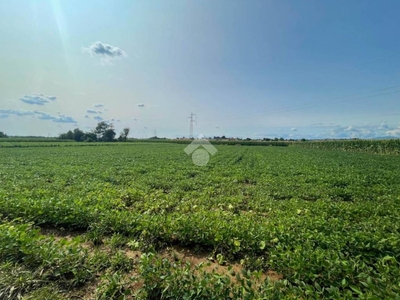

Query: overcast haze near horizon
left=1, top=0, right=400, bottom=139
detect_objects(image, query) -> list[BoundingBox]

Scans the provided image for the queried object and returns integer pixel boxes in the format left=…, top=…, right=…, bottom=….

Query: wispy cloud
left=0, top=109, right=35, bottom=116
left=386, top=126, right=400, bottom=137
left=0, top=109, right=76, bottom=123
left=34, top=111, right=76, bottom=123
left=93, top=103, right=104, bottom=108
left=86, top=109, right=102, bottom=114
left=103, top=118, right=121, bottom=123
left=93, top=115, right=103, bottom=121
left=84, top=41, right=126, bottom=65
left=19, top=94, right=57, bottom=105
left=137, top=103, right=145, bottom=107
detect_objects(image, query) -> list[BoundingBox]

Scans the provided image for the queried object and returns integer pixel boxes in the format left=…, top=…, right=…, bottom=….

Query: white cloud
left=84, top=41, right=126, bottom=64
left=386, top=126, right=400, bottom=137
left=326, top=124, right=387, bottom=139
left=378, top=122, right=390, bottom=130
left=329, top=126, right=367, bottom=138
left=19, top=94, right=57, bottom=105
left=291, top=128, right=297, bottom=131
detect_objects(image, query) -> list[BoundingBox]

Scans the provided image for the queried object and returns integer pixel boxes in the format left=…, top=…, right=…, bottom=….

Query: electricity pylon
left=187, top=112, right=196, bottom=138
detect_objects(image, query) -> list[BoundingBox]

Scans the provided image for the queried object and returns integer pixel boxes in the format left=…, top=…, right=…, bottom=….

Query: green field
left=0, top=142, right=400, bottom=299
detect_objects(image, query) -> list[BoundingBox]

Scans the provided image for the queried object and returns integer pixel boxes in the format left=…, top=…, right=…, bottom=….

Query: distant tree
left=103, top=128, right=116, bottom=142
left=67, top=130, right=74, bottom=140
left=59, top=130, right=74, bottom=140
left=73, top=128, right=85, bottom=142
left=82, top=132, right=97, bottom=142
left=0, top=131, right=8, bottom=138
left=118, top=127, right=130, bottom=141
left=58, top=122, right=120, bottom=142
left=123, top=127, right=130, bottom=139
left=58, top=133, right=67, bottom=139
left=93, top=121, right=117, bottom=141
left=94, top=121, right=110, bottom=141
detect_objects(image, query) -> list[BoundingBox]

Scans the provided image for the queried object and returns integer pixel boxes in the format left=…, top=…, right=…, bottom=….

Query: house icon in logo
left=184, top=136, right=217, bottom=166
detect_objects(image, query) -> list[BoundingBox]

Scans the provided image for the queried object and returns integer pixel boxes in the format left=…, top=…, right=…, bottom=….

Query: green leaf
left=259, top=241, right=266, bottom=250
left=350, top=285, right=362, bottom=295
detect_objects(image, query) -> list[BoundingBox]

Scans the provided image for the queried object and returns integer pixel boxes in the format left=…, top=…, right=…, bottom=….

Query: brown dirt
left=40, top=226, right=92, bottom=249
left=160, top=245, right=282, bottom=283
left=38, top=227, right=283, bottom=298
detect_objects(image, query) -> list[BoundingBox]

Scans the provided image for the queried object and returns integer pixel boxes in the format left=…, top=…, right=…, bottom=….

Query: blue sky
left=1, top=0, right=400, bottom=139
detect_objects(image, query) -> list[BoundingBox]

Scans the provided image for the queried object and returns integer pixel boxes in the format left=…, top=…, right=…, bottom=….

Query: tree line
left=59, top=122, right=130, bottom=142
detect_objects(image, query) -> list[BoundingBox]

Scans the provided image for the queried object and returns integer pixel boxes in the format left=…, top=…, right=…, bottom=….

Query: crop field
left=294, top=139, right=400, bottom=155
left=0, top=142, right=400, bottom=299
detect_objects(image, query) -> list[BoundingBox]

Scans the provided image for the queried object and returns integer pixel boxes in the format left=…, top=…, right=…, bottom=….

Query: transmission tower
left=187, top=112, right=196, bottom=138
